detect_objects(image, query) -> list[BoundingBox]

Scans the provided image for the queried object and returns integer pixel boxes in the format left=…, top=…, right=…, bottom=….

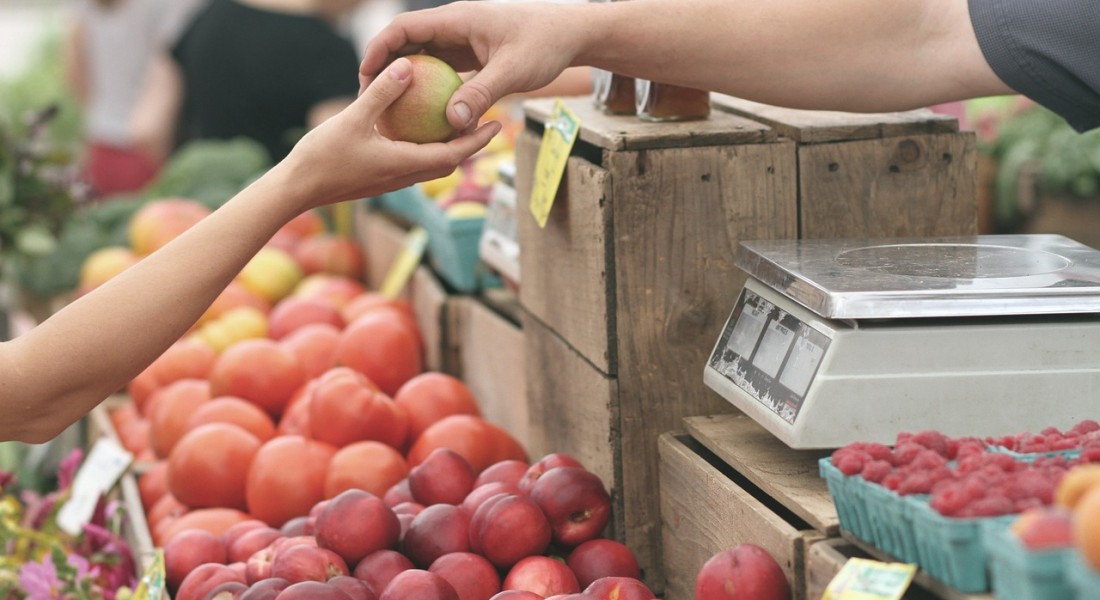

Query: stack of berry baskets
left=821, top=422, right=1100, bottom=595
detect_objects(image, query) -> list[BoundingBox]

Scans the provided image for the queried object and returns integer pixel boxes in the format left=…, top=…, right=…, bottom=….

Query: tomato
left=324, top=440, right=409, bottom=499
left=394, top=372, right=482, bottom=443
left=407, top=415, right=528, bottom=474
left=168, top=423, right=262, bottom=510
left=208, top=338, right=306, bottom=419
left=139, top=460, right=170, bottom=509
left=246, top=435, right=338, bottom=527
left=186, top=396, right=277, bottom=442
left=335, top=308, right=423, bottom=396
left=147, top=378, right=212, bottom=459
left=158, top=507, right=253, bottom=547
left=279, top=323, right=342, bottom=380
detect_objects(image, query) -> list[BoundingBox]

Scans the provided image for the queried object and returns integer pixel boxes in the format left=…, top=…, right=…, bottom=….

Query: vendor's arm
left=0, top=58, right=501, bottom=444
left=361, top=0, right=1011, bottom=131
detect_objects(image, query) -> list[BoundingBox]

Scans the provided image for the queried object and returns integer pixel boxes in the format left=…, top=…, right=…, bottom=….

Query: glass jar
left=592, top=68, right=637, bottom=115
left=635, top=79, right=711, bottom=122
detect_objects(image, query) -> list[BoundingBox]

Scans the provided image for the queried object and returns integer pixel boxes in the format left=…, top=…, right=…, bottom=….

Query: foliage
left=143, top=137, right=270, bottom=209
left=982, top=104, right=1100, bottom=228
left=0, top=450, right=138, bottom=600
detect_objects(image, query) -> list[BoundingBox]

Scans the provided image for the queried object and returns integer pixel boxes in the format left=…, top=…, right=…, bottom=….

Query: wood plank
left=610, top=138, right=799, bottom=591
left=355, top=206, right=413, bottom=293
left=521, top=309, right=620, bottom=538
left=516, top=129, right=616, bottom=374
left=522, top=96, right=775, bottom=152
left=711, top=94, right=959, bottom=143
left=454, top=297, right=529, bottom=448
left=684, top=413, right=839, bottom=536
left=659, top=432, right=824, bottom=600
left=407, top=266, right=451, bottom=374
left=798, top=133, right=979, bottom=239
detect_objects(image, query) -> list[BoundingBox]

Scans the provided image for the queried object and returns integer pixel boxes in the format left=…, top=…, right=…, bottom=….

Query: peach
left=409, top=448, right=476, bottom=506
left=239, top=577, right=291, bottom=600
left=567, top=539, right=641, bottom=588
left=175, top=563, right=246, bottom=600
left=229, top=527, right=284, bottom=564
left=274, top=581, right=355, bottom=599
left=353, top=549, right=414, bottom=594
left=165, top=529, right=228, bottom=593
left=328, top=575, right=378, bottom=600
left=469, top=493, right=551, bottom=568
left=315, top=489, right=401, bottom=566
left=429, top=552, right=502, bottom=600
left=461, top=482, right=523, bottom=518
left=270, top=544, right=349, bottom=584
left=474, top=460, right=530, bottom=489
left=693, top=544, right=790, bottom=600
left=518, top=453, right=585, bottom=494
left=503, top=556, right=580, bottom=598
left=380, top=569, right=460, bottom=600
left=528, top=467, right=611, bottom=547
left=583, top=576, right=654, bottom=600
left=403, top=504, right=472, bottom=568
left=376, top=55, right=463, bottom=144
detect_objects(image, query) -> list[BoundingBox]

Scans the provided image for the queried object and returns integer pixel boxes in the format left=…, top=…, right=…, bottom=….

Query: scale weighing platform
left=703, top=234, right=1100, bottom=449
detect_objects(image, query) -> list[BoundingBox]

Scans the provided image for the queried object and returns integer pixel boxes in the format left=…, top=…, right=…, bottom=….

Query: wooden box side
left=355, top=204, right=411, bottom=293
left=408, top=265, right=457, bottom=374
left=659, top=432, right=825, bottom=600
left=520, top=310, right=620, bottom=537
left=798, top=132, right=978, bottom=238
left=804, top=538, right=863, bottom=600
left=516, top=129, right=616, bottom=375
left=608, top=139, right=799, bottom=592
left=452, top=296, right=529, bottom=448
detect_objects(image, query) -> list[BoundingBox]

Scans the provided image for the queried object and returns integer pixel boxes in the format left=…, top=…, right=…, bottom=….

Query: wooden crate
left=658, top=431, right=826, bottom=600
left=515, top=95, right=977, bottom=590
left=449, top=288, right=529, bottom=448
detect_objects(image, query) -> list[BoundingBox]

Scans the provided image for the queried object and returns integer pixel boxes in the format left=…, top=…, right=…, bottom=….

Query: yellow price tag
left=529, top=99, right=581, bottom=229
left=823, top=558, right=916, bottom=600
left=380, top=226, right=429, bottom=299
left=131, top=548, right=166, bottom=600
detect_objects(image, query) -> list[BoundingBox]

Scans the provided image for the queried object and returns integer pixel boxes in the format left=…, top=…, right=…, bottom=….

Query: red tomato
left=245, top=435, right=337, bottom=527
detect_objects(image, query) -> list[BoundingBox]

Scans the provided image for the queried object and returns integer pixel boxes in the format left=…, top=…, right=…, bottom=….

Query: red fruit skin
left=583, top=576, right=654, bottom=600
left=409, top=448, right=477, bottom=506
left=175, top=563, right=246, bottom=600
left=429, top=552, right=502, bottom=600
left=328, top=575, right=379, bottom=600
left=567, top=539, right=641, bottom=589
left=469, top=493, right=552, bottom=569
left=384, top=479, right=415, bottom=507
left=461, top=482, right=523, bottom=518
left=403, top=504, right=472, bottom=568
left=528, top=467, right=612, bottom=547
left=693, top=544, right=790, bottom=600
left=270, top=544, right=350, bottom=584
left=474, top=460, right=530, bottom=489
left=228, top=527, right=283, bottom=564
left=353, top=549, right=415, bottom=596
left=164, top=529, right=229, bottom=594
left=315, top=489, right=401, bottom=567
left=518, top=453, right=585, bottom=494
left=380, top=569, right=461, bottom=600
left=223, top=520, right=270, bottom=552
left=274, top=581, right=355, bottom=599
left=239, top=578, right=292, bottom=600
left=502, top=555, right=581, bottom=598
left=489, top=592, right=546, bottom=600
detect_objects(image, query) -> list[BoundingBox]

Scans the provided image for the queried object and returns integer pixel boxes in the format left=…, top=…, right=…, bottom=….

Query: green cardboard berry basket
left=1068, top=552, right=1100, bottom=600
left=419, top=197, right=501, bottom=293
left=819, top=458, right=875, bottom=544
left=985, top=519, right=1075, bottom=600
left=907, top=497, right=1016, bottom=593
left=863, top=483, right=923, bottom=563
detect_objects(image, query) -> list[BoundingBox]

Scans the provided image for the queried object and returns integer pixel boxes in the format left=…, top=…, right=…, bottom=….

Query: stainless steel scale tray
left=736, top=234, right=1100, bottom=319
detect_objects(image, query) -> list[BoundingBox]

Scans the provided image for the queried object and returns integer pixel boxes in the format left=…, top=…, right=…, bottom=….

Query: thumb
left=356, top=57, right=414, bottom=122
left=446, top=66, right=515, bottom=131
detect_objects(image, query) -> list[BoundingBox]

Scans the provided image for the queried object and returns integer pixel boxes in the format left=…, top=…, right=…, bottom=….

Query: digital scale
left=703, top=234, right=1100, bottom=449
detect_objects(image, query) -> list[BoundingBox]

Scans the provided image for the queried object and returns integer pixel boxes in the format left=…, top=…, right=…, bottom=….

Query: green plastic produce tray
left=985, top=520, right=1075, bottom=600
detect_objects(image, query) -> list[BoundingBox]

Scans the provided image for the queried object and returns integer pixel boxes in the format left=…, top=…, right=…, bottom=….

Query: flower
left=18, top=555, right=63, bottom=599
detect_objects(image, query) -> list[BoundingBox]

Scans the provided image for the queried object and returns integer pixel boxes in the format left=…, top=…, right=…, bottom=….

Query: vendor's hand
left=359, top=1, right=585, bottom=132
left=279, top=56, right=502, bottom=212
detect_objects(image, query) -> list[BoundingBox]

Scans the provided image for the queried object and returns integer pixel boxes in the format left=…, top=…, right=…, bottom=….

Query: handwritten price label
left=380, top=226, right=429, bottom=299
left=823, top=558, right=916, bottom=600
left=529, top=99, right=581, bottom=229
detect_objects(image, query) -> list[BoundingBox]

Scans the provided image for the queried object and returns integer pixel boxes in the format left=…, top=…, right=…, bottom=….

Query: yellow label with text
left=822, top=558, right=916, bottom=600
left=530, top=99, right=581, bottom=229
left=380, top=226, right=429, bottom=299
left=131, top=548, right=165, bottom=600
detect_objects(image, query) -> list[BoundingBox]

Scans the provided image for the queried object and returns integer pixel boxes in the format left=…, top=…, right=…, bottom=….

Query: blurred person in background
left=131, top=0, right=367, bottom=165
left=64, top=0, right=205, bottom=197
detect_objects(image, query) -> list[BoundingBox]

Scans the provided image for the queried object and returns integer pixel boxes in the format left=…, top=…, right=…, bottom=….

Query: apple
left=270, top=544, right=349, bottom=583
left=583, top=577, right=654, bottom=600
left=275, top=581, right=355, bottom=599
left=353, top=549, right=415, bottom=595
left=567, top=539, right=641, bottom=588
left=469, top=493, right=552, bottom=568
left=176, top=563, right=247, bottom=600
left=409, top=448, right=477, bottom=506
left=518, top=453, right=585, bottom=494
left=528, top=467, right=611, bottom=547
left=693, top=544, right=790, bottom=600
left=376, top=55, right=463, bottom=144
left=403, top=503, right=472, bottom=568
left=503, top=556, right=580, bottom=598
left=315, top=489, right=401, bottom=567
left=380, top=569, right=460, bottom=600
left=428, top=551, right=502, bottom=600
left=164, top=529, right=228, bottom=593
left=474, top=460, right=530, bottom=489
left=239, top=577, right=292, bottom=600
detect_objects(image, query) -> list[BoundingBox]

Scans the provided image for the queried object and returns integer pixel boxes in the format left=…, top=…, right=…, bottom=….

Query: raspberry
left=962, top=495, right=1015, bottom=518
left=911, top=450, right=948, bottom=472
left=1041, top=426, right=1063, bottom=437
left=911, top=430, right=951, bottom=457
left=930, top=484, right=968, bottom=516
left=835, top=453, right=867, bottom=476
left=882, top=473, right=903, bottom=491
left=898, top=472, right=934, bottom=496
left=892, top=442, right=925, bottom=467
left=1072, top=420, right=1100, bottom=435
left=862, top=443, right=894, bottom=463
left=860, top=460, right=893, bottom=484
left=1007, top=470, right=1055, bottom=504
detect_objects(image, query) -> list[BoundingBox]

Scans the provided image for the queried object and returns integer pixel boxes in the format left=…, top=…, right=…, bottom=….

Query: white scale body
left=703, top=234, right=1100, bottom=449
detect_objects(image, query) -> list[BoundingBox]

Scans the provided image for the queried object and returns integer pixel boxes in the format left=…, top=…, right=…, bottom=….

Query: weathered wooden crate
left=515, top=95, right=977, bottom=590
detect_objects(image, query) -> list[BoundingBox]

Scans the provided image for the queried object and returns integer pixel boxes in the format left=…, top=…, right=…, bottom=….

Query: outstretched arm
left=360, top=0, right=1011, bottom=131
left=0, top=57, right=502, bottom=444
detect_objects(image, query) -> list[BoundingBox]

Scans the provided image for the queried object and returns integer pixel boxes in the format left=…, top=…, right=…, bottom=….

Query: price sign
left=57, top=438, right=133, bottom=536
left=529, top=99, right=580, bottom=229
left=380, top=226, right=429, bottom=299
left=823, top=558, right=916, bottom=600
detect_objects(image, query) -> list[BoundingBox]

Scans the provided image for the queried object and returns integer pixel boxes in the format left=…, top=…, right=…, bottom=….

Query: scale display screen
left=708, top=287, right=831, bottom=423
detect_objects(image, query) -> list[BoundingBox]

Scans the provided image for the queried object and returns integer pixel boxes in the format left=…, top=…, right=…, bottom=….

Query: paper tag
left=57, top=438, right=133, bottom=536
left=380, top=226, right=429, bottom=299
left=131, top=548, right=166, bottom=600
left=823, top=558, right=917, bottom=600
left=529, top=99, right=580, bottom=229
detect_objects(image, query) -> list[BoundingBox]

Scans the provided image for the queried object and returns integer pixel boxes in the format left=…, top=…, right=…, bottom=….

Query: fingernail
left=386, top=57, right=411, bottom=81
left=453, top=102, right=472, bottom=127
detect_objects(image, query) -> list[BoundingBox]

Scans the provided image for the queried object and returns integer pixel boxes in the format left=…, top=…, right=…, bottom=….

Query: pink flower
left=18, top=556, right=64, bottom=600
